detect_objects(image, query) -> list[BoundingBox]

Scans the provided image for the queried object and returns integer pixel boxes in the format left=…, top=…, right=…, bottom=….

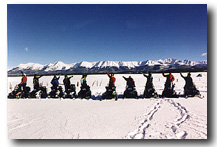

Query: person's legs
left=22, top=83, right=27, bottom=97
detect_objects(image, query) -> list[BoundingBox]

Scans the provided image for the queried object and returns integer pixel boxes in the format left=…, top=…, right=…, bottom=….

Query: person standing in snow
left=122, top=76, right=135, bottom=88
left=33, top=74, right=43, bottom=91
left=63, top=75, right=73, bottom=93
left=162, top=71, right=175, bottom=88
left=106, top=72, right=116, bottom=88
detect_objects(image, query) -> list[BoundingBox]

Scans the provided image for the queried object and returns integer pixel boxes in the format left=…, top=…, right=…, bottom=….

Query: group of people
left=104, top=71, right=199, bottom=98
left=14, top=71, right=199, bottom=98
left=105, top=71, right=189, bottom=89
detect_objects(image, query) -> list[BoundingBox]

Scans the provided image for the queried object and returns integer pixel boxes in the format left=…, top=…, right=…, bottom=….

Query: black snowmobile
left=30, top=86, right=48, bottom=98
left=184, top=85, right=200, bottom=97
left=49, top=86, right=64, bottom=98
left=78, top=85, right=91, bottom=99
left=63, top=84, right=76, bottom=99
left=123, top=86, right=138, bottom=98
left=101, top=86, right=118, bottom=101
left=8, top=84, right=31, bottom=98
left=144, top=85, right=158, bottom=98
left=162, top=83, right=178, bottom=98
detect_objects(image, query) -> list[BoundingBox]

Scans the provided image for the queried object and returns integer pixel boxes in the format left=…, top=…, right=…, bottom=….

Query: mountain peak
left=54, top=61, right=65, bottom=65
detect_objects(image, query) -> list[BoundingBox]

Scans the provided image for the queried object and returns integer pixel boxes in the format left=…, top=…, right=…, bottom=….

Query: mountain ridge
left=8, top=58, right=207, bottom=75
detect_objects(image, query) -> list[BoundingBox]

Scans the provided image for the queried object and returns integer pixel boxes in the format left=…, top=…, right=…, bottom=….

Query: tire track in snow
left=184, top=123, right=207, bottom=139
left=126, top=100, right=161, bottom=139
left=178, top=110, right=207, bottom=139
left=163, top=99, right=190, bottom=139
left=126, top=98, right=191, bottom=139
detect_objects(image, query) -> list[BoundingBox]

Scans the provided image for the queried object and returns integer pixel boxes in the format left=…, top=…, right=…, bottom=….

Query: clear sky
left=7, top=4, right=207, bottom=69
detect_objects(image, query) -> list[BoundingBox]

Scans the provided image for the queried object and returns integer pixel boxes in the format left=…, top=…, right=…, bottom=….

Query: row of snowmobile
left=8, top=82, right=201, bottom=100
left=8, top=83, right=91, bottom=99
left=102, top=83, right=201, bottom=100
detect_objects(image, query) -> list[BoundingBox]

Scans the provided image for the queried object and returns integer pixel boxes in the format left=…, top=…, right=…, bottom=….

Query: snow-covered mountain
left=8, top=58, right=207, bottom=75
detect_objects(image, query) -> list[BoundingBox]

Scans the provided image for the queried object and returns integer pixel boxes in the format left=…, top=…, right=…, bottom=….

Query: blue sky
left=7, top=4, right=207, bottom=68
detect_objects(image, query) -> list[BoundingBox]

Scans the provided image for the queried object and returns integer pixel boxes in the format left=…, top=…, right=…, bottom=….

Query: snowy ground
left=7, top=72, right=207, bottom=139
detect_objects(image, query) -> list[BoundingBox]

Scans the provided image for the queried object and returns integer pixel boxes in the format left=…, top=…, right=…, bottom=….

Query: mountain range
left=8, top=58, right=207, bottom=76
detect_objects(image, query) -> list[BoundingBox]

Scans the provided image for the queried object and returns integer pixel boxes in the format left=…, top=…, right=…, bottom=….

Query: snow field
left=7, top=72, right=207, bottom=139
left=8, top=99, right=157, bottom=139
left=8, top=97, right=207, bottom=139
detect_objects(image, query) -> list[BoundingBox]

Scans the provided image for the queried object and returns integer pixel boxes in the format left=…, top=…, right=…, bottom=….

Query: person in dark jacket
left=81, top=74, right=87, bottom=87
left=33, top=74, right=43, bottom=91
left=106, top=72, right=116, bottom=88
left=63, top=75, right=73, bottom=92
left=122, top=76, right=135, bottom=88
left=143, top=72, right=153, bottom=88
left=180, top=72, right=194, bottom=90
left=143, top=72, right=158, bottom=98
left=51, top=75, right=60, bottom=90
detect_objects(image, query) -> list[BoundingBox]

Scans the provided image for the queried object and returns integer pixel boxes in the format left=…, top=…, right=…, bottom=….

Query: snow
left=79, top=61, right=97, bottom=68
left=7, top=72, right=207, bottom=139
left=118, top=61, right=140, bottom=68
left=18, top=63, right=44, bottom=70
left=44, top=61, right=71, bottom=71
left=93, top=61, right=140, bottom=69
left=98, top=61, right=120, bottom=68
left=8, top=58, right=207, bottom=73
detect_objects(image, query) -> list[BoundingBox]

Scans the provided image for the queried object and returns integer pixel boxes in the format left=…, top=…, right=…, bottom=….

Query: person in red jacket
left=19, top=71, right=27, bottom=95
left=106, top=72, right=116, bottom=88
left=20, top=71, right=27, bottom=85
left=162, top=71, right=175, bottom=88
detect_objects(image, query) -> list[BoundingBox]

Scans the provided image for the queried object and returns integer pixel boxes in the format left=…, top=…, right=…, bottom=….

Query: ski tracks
left=126, top=98, right=190, bottom=139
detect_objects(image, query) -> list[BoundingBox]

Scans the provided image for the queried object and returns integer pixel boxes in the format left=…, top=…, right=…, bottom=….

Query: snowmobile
left=123, top=86, right=138, bottom=98
left=144, top=86, right=158, bottom=98
left=78, top=84, right=91, bottom=99
left=49, top=86, right=64, bottom=98
left=184, top=85, right=200, bottom=97
left=101, top=86, right=118, bottom=101
left=30, top=86, right=48, bottom=98
left=63, top=84, right=76, bottom=99
left=40, top=86, right=48, bottom=98
left=162, top=83, right=178, bottom=98
left=8, top=84, right=31, bottom=98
